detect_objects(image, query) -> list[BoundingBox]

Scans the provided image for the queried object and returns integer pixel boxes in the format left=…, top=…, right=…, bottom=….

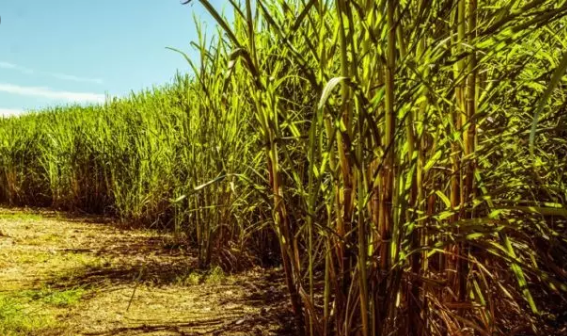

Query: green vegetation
left=174, top=266, right=229, bottom=286
left=0, top=295, right=55, bottom=336
left=0, top=287, right=84, bottom=335
left=0, top=75, right=264, bottom=268
left=0, top=213, right=43, bottom=221
left=1, top=0, right=567, bottom=335
left=205, top=265, right=227, bottom=285
left=18, top=287, right=86, bottom=308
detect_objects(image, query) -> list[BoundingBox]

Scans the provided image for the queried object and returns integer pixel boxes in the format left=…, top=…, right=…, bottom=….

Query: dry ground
left=0, top=208, right=294, bottom=336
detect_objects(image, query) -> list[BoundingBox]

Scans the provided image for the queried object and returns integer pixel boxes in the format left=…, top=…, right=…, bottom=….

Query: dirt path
left=0, top=208, right=292, bottom=336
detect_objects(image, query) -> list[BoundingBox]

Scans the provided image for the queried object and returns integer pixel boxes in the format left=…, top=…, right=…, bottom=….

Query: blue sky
left=0, top=0, right=229, bottom=116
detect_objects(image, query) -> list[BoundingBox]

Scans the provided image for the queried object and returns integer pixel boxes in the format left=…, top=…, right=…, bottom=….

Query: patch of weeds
left=0, top=294, right=55, bottom=336
left=175, top=266, right=229, bottom=286
left=46, top=288, right=85, bottom=307
left=205, top=266, right=226, bottom=285
left=175, top=268, right=203, bottom=286
left=20, top=287, right=86, bottom=307
left=0, top=213, right=43, bottom=221
left=185, top=272, right=203, bottom=285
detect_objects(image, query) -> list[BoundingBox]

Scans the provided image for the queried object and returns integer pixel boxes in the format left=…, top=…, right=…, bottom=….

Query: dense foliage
left=1, top=0, right=567, bottom=335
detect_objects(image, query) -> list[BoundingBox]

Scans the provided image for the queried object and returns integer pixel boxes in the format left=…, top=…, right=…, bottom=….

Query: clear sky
left=0, top=0, right=229, bottom=116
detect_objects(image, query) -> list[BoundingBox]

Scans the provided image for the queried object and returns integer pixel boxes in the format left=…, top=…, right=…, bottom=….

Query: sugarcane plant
left=0, top=0, right=566, bottom=335
left=182, top=0, right=567, bottom=335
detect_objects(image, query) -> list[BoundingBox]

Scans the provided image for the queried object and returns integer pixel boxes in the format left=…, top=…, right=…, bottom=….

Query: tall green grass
left=1, top=0, right=567, bottom=334
left=0, top=75, right=274, bottom=269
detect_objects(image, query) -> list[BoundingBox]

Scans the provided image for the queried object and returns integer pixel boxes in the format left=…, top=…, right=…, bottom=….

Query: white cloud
left=0, top=61, right=34, bottom=74
left=48, top=73, right=104, bottom=85
left=0, top=62, right=18, bottom=69
left=0, top=83, right=105, bottom=103
left=0, top=108, right=25, bottom=117
left=0, top=60, right=103, bottom=84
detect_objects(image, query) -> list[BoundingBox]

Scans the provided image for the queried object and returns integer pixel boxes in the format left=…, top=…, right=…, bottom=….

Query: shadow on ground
left=42, top=259, right=295, bottom=335
left=0, top=207, right=296, bottom=336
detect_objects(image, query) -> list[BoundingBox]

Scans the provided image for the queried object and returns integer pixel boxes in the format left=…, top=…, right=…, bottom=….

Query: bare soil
left=0, top=207, right=294, bottom=336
